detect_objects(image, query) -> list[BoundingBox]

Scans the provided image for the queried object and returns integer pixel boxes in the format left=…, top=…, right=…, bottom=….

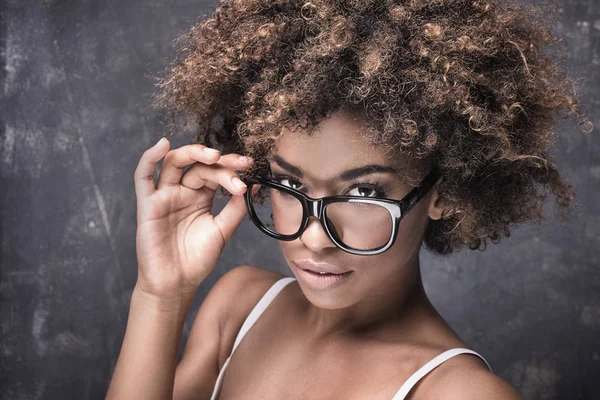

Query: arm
left=105, top=264, right=279, bottom=400
left=110, top=138, right=255, bottom=399
left=105, top=285, right=196, bottom=400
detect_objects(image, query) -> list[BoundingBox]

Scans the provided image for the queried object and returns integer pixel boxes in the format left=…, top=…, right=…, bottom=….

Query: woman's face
left=268, top=110, right=442, bottom=310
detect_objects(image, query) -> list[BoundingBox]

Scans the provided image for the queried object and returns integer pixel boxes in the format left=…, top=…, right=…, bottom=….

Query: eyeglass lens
left=250, top=185, right=393, bottom=251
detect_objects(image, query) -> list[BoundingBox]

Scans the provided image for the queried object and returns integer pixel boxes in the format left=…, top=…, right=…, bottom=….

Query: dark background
left=0, top=0, right=598, bottom=399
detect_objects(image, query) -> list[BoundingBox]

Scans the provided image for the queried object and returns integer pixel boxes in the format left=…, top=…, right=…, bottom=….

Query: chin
left=297, top=284, right=356, bottom=310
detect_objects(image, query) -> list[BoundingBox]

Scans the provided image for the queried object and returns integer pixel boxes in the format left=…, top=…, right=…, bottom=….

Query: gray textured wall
left=0, top=0, right=598, bottom=399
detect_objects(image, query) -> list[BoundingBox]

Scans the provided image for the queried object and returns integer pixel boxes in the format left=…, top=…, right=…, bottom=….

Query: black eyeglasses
left=241, top=168, right=441, bottom=256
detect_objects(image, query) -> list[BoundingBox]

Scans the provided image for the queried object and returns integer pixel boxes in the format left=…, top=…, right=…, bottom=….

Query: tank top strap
left=209, top=276, right=297, bottom=400
left=230, top=276, right=297, bottom=354
left=210, top=277, right=296, bottom=400
left=390, top=347, right=493, bottom=400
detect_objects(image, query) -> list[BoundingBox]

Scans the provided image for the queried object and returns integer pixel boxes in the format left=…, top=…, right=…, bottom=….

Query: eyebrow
left=271, top=155, right=401, bottom=181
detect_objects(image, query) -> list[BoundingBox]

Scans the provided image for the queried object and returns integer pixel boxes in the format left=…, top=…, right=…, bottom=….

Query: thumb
left=213, top=194, right=249, bottom=243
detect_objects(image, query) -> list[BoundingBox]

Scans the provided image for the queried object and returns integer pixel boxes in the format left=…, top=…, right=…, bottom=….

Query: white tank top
left=209, top=276, right=492, bottom=400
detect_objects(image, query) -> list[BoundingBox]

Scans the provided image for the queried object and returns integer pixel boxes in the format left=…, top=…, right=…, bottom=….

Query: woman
left=106, top=0, right=591, bottom=399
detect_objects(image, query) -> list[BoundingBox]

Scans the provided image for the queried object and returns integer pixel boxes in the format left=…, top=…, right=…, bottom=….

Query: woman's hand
left=133, top=137, right=254, bottom=299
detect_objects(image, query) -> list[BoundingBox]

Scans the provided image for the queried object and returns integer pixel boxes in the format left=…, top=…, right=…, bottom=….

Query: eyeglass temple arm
left=401, top=170, right=442, bottom=214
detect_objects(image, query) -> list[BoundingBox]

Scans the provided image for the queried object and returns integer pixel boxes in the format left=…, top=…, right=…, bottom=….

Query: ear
left=427, top=187, right=445, bottom=220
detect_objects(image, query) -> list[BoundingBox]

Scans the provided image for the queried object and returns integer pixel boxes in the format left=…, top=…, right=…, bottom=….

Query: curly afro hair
left=152, top=0, right=593, bottom=255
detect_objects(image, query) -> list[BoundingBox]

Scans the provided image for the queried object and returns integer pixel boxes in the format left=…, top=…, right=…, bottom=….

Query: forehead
left=271, top=111, right=410, bottom=179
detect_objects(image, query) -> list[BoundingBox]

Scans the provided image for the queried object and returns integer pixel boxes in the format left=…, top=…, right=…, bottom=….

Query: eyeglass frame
left=241, top=167, right=442, bottom=256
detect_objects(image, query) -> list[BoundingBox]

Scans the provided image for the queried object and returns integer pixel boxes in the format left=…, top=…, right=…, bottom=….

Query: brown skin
left=106, top=110, right=523, bottom=399
left=106, top=138, right=255, bottom=400
left=272, top=110, right=439, bottom=337
left=110, top=0, right=596, bottom=396
left=215, top=268, right=519, bottom=400
left=200, top=110, right=523, bottom=399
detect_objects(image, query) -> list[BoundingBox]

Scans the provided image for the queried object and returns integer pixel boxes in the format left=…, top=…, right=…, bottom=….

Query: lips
left=294, top=260, right=351, bottom=275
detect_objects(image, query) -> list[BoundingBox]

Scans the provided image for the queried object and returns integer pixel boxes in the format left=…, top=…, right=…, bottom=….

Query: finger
left=156, top=144, right=223, bottom=189
left=179, top=160, right=250, bottom=195
left=134, top=137, right=170, bottom=198
left=180, top=154, right=254, bottom=191
left=213, top=194, right=249, bottom=243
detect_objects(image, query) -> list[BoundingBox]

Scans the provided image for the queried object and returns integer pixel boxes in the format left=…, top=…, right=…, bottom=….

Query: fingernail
left=156, top=137, right=167, bottom=146
left=232, top=176, right=246, bottom=188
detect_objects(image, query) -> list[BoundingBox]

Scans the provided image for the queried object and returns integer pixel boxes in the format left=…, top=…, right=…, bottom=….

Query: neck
left=299, top=246, right=432, bottom=342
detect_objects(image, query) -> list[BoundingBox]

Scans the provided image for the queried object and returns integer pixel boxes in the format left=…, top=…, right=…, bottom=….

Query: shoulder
left=419, top=352, right=523, bottom=400
left=211, top=264, right=285, bottom=299
left=213, top=265, right=288, bottom=366
left=172, top=266, right=286, bottom=398
left=441, top=368, right=523, bottom=400
left=213, top=265, right=287, bottom=324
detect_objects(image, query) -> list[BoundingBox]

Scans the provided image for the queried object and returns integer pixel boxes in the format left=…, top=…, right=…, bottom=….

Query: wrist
left=131, top=283, right=196, bottom=313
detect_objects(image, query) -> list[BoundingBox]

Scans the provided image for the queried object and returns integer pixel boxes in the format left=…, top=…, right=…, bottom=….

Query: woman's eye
left=270, top=173, right=387, bottom=198
left=279, top=177, right=304, bottom=191
left=344, top=183, right=388, bottom=198
left=346, top=186, right=379, bottom=198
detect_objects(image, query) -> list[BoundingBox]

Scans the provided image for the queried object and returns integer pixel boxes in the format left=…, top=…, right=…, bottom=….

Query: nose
left=299, top=216, right=337, bottom=253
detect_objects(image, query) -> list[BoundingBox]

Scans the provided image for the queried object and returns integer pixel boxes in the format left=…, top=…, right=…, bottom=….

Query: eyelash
left=268, top=173, right=390, bottom=198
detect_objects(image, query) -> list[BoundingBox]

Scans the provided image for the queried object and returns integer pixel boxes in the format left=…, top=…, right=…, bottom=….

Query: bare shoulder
left=420, top=353, right=523, bottom=400
left=172, top=265, right=285, bottom=399
left=215, top=265, right=288, bottom=323
left=212, top=265, right=288, bottom=366
left=440, top=367, right=523, bottom=399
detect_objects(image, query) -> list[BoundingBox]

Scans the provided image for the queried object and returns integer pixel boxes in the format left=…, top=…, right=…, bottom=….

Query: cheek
left=397, top=199, right=431, bottom=242
left=394, top=220, right=422, bottom=249
left=356, top=215, right=426, bottom=286
left=278, top=241, right=296, bottom=263
left=376, top=205, right=430, bottom=264
left=370, top=235, right=415, bottom=273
